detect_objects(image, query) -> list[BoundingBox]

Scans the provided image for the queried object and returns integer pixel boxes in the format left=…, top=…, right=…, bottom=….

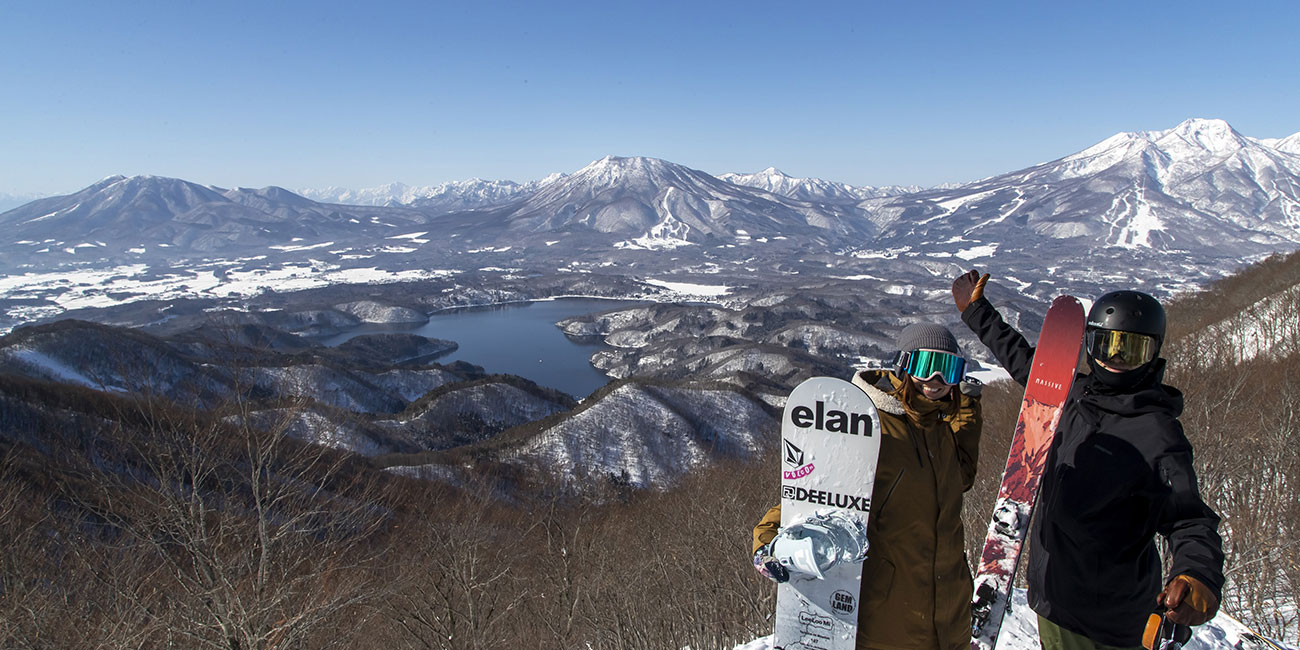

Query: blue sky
left=2, top=1, right=1297, bottom=195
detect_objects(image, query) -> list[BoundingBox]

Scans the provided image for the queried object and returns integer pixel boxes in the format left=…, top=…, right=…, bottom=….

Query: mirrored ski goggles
left=901, top=349, right=967, bottom=385
left=1086, top=328, right=1157, bottom=368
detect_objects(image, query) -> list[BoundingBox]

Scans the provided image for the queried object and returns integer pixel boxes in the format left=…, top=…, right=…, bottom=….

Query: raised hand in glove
left=1158, top=574, right=1219, bottom=626
left=952, top=270, right=990, bottom=312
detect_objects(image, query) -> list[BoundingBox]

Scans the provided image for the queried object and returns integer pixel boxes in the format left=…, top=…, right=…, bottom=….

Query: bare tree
left=382, top=481, right=533, bottom=650
left=58, top=392, right=397, bottom=650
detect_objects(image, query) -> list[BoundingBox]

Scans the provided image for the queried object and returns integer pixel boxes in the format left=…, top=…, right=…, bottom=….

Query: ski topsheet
left=970, top=295, right=1085, bottom=650
left=774, top=377, right=881, bottom=650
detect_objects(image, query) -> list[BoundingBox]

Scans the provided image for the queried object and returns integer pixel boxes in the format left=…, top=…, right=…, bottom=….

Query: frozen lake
left=318, top=298, right=646, bottom=398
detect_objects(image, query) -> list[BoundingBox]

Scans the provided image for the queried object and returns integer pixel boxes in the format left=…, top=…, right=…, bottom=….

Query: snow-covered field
left=735, top=588, right=1297, bottom=650
left=0, top=260, right=460, bottom=335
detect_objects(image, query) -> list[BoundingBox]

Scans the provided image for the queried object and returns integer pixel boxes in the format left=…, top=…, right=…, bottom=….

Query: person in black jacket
left=952, top=270, right=1225, bottom=650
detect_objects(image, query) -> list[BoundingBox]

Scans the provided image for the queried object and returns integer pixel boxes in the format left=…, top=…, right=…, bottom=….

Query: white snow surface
left=642, top=278, right=732, bottom=297
left=0, top=262, right=458, bottom=335
left=734, top=588, right=1297, bottom=650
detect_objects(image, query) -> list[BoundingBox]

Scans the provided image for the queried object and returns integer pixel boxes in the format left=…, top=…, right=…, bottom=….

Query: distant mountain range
left=1, top=118, right=1298, bottom=330
left=719, top=167, right=919, bottom=203
left=300, top=167, right=915, bottom=209
left=0, top=191, right=48, bottom=213
left=297, top=174, right=566, bottom=211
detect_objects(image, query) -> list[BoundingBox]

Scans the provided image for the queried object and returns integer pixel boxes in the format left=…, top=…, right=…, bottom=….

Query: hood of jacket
left=1075, top=359, right=1184, bottom=419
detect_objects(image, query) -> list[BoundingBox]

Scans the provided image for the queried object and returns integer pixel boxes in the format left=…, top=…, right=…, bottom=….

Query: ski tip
left=1047, top=295, right=1086, bottom=323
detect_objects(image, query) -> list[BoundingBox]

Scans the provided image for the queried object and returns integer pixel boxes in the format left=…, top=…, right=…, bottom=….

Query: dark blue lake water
left=319, top=298, right=646, bottom=398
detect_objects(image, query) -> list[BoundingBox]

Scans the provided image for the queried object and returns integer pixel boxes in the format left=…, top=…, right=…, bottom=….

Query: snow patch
left=387, top=232, right=430, bottom=244
left=642, top=278, right=732, bottom=297
left=4, top=348, right=118, bottom=391
left=270, top=241, right=335, bottom=252
left=956, top=244, right=1000, bottom=261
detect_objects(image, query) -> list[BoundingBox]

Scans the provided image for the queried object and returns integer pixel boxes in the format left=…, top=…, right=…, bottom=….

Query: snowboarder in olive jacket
left=953, top=270, right=1225, bottom=649
left=753, top=323, right=982, bottom=650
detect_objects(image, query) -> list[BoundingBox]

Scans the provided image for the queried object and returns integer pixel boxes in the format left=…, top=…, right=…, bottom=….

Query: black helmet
left=1085, top=290, right=1166, bottom=386
left=1086, top=290, right=1165, bottom=340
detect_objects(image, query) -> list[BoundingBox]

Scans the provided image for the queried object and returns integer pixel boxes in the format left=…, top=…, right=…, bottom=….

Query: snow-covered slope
left=735, top=588, right=1297, bottom=650
left=861, top=119, right=1300, bottom=257
left=503, top=155, right=874, bottom=246
left=1171, top=281, right=1300, bottom=366
left=503, top=381, right=775, bottom=488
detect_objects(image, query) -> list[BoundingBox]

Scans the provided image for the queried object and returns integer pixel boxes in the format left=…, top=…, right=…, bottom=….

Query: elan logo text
left=789, top=400, right=873, bottom=436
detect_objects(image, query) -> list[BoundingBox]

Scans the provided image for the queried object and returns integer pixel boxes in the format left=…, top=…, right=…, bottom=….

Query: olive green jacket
left=753, top=370, right=982, bottom=650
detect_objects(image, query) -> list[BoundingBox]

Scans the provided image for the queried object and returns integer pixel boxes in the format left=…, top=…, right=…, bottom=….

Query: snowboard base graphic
left=773, top=377, right=881, bottom=650
left=970, top=296, right=1085, bottom=650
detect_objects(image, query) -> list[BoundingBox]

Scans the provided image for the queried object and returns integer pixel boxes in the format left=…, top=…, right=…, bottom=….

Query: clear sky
left=2, top=0, right=1298, bottom=196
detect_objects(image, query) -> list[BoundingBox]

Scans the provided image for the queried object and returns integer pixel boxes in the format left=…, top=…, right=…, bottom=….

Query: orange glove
left=1158, top=574, right=1219, bottom=626
left=951, top=270, right=990, bottom=312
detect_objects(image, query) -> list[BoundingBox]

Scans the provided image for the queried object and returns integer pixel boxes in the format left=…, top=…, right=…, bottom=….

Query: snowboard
left=773, top=377, right=882, bottom=650
left=970, top=295, right=1085, bottom=650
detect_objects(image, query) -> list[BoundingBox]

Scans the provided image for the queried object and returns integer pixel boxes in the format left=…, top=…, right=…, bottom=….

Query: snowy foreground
left=735, top=589, right=1297, bottom=650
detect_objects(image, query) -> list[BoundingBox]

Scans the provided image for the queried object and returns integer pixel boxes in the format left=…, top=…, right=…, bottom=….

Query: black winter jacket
left=962, top=297, right=1224, bottom=647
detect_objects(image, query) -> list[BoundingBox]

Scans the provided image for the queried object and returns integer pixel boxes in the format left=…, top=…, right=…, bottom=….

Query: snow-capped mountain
left=297, top=182, right=428, bottom=206
left=408, top=175, right=564, bottom=212
left=1261, top=131, right=1300, bottom=155
left=861, top=119, right=1300, bottom=259
left=297, top=174, right=567, bottom=211
left=499, top=155, right=874, bottom=247
left=0, top=175, right=300, bottom=257
left=720, top=167, right=918, bottom=203
left=0, top=175, right=432, bottom=267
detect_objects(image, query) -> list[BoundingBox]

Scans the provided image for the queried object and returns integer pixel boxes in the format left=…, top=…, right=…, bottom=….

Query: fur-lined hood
left=851, top=369, right=907, bottom=415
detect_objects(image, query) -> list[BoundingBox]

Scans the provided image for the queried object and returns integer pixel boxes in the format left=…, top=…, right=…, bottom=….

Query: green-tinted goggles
left=1086, top=329, right=1157, bottom=368
left=901, top=349, right=967, bottom=385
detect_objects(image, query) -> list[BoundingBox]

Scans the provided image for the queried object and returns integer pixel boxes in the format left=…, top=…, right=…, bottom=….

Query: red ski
left=970, top=295, right=1085, bottom=650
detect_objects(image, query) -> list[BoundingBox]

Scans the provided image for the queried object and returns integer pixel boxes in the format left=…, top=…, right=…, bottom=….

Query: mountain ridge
left=2, top=118, right=1300, bottom=336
